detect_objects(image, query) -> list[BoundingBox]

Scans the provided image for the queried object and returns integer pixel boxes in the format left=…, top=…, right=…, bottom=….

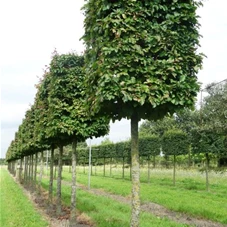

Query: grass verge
left=41, top=178, right=188, bottom=227
left=60, top=167, right=227, bottom=225
left=0, top=166, right=48, bottom=227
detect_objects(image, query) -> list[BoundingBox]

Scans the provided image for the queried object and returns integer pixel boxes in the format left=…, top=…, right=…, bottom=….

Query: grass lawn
left=58, top=166, right=227, bottom=225
left=41, top=178, right=188, bottom=227
left=0, top=166, right=48, bottom=227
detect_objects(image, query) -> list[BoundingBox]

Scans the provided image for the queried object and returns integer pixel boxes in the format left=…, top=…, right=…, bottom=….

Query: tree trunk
left=24, top=156, right=28, bottom=185
left=70, top=138, right=77, bottom=227
left=122, top=157, right=125, bottom=179
left=34, top=153, right=38, bottom=192
left=173, top=155, right=176, bottom=186
left=38, top=151, right=44, bottom=194
left=46, top=150, right=49, bottom=176
left=147, top=156, right=151, bottom=183
left=28, top=156, right=31, bottom=187
left=19, top=158, right=23, bottom=184
left=31, top=154, right=34, bottom=190
left=49, top=147, right=54, bottom=204
left=103, top=157, right=106, bottom=176
left=205, top=152, right=209, bottom=191
left=188, top=146, right=191, bottom=168
left=13, top=161, right=16, bottom=177
left=153, top=155, right=156, bottom=168
left=110, top=157, right=112, bottom=177
left=54, top=165, right=57, bottom=179
left=56, top=145, right=63, bottom=216
left=130, top=113, right=140, bottom=227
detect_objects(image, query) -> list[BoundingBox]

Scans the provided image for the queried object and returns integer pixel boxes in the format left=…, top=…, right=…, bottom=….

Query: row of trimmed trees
left=139, top=80, right=227, bottom=191
left=6, top=0, right=204, bottom=226
left=6, top=52, right=110, bottom=226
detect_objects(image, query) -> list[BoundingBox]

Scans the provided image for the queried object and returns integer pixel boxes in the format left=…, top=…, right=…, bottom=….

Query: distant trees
left=139, top=81, right=227, bottom=171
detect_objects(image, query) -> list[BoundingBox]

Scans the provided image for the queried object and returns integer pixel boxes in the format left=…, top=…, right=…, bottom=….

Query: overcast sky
left=1, top=0, right=227, bottom=159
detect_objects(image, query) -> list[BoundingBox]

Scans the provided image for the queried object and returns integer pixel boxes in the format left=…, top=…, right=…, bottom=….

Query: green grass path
left=0, top=166, right=48, bottom=227
left=61, top=168, right=227, bottom=225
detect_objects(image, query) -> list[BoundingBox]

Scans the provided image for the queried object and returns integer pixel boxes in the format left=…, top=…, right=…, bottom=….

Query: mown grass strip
left=61, top=168, right=227, bottom=225
left=0, top=167, right=48, bottom=227
left=41, top=178, right=188, bottom=227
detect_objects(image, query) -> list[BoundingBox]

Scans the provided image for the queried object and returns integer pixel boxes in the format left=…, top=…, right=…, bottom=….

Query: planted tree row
left=6, top=52, right=110, bottom=226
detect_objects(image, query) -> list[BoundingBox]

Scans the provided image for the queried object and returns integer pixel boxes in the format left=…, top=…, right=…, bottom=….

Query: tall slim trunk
left=34, top=153, right=38, bottom=192
left=153, top=155, right=156, bottom=168
left=24, top=156, right=28, bottom=185
left=28, top=156, right=31, bottom=187
left=49, top=147, right=54, bottom=204
left=54, top=165, right=57, bottom=179
left=205, top=152, right=209, bottom=191
left=56, top=145, right=63, bottom=216
left=19, top=158, right=23, bottom=183
left=122, top=157, right=125, bottom=179
left=13, top=161, right=15, bottom=175
left=70, top=138, right=77, bottom=227
left=130, top=113, right=140, bottom=227
left=103, top=157, right=106, bottom=176
left=188, top=147, right=191, bottom=168
left=29, top=156, right=32, bottom=186
left=173, top=155, right=176, bottom=186
left=110, top=157, right=112, bottom=177
left=38, top=151, right=44, bottom=193
left=147, top=155, right=151, bottom=183
left=30, top=154, right=34, bottom=190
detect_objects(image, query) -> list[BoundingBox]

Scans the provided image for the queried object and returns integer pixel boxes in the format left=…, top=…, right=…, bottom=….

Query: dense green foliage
left=76, top=136, right=160, bottom=160
left=6, top=52, right=109, bottom=162
left=162, top=129, right=189, bottom=156
left=82, top=0, right=203, bottom=120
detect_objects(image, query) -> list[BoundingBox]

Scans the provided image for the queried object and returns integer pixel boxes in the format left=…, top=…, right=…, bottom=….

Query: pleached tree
left=82, top=0, right=203, bottom=225
left=45, top=52, right=109, bottom=225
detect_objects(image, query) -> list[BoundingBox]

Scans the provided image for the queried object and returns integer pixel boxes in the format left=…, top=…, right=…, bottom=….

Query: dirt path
left=12, top=175, right=93, bottom=227
left=76, top=182, right=227, bottom=227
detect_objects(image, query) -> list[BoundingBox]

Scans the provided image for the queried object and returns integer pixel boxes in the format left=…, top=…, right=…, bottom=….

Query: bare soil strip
left=12, top=175, right=92, bottom=227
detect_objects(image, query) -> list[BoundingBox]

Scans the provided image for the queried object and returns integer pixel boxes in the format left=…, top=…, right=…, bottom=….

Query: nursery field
left=41, top=165, right=227, bottom=227
left=0, top=166, right=48, bottom=227
left=1, top=164, right=227, bottom=227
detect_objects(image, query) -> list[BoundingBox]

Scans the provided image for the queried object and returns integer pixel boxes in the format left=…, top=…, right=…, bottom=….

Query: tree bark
left=122, top=157, right=125, bottom=179
left=205, top=152, right=209, bottom=191
left=24, top=156, right=28, bottom=185
left=70, top=138, right=77, bottom=227
left=28, top=155, right=31, bottom=187
left=110, top=157, right=112, bottom=177
left=147, top=156, right=151, bottom=183
left=34, top=153, right=38, bottom=192
left=19, top=158, right=23, bottom=184
left=56, top=145, right=63, bottom=216
left=153, top=155, right=156, bottom=168
left=130, top=113, right=140, bottom=227
left=173, top=155, right=176, bottom=186
left=31, top=154, right=34, bottom=190
left=103, top=157, right=106, bottom=176
left=38, top=151, right=44, bottom=194
left=49, top=147, right=54, bottom=204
